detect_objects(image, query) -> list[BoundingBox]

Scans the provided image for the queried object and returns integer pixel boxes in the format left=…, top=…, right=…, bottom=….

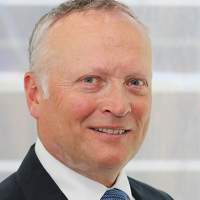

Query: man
left=0, top=0, right=173, bottom=199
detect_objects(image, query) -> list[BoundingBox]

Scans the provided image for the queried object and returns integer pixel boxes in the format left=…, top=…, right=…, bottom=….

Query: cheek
left=133, top=96, right=152, bottom=123
left=68, top=95, right=97, bottom=120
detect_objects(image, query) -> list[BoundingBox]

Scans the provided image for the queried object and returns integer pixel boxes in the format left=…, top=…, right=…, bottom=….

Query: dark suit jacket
left=0, top=145, right=173, bottom=200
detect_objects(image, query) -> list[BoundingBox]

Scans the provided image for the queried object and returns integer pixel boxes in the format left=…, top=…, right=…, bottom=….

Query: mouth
left=91, top=128, right=127, bottom=135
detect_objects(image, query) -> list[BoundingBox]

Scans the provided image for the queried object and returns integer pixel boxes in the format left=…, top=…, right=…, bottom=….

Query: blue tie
left=101, top=188, right=128, bottom=200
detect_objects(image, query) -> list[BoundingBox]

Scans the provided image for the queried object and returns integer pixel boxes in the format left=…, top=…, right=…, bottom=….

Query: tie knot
left=101, top=188, right=128, bottom=200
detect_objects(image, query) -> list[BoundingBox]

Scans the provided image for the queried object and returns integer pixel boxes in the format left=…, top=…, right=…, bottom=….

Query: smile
left=93, top=128, right=126, bottom=134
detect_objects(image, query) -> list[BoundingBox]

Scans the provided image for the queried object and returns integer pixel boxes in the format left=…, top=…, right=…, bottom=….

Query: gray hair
left=29, top=0, right=150, bottom=99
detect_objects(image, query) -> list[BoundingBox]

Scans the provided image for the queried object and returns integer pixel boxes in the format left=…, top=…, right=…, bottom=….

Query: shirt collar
left=111, top=169, right=133, bottom=200
left=35, top=138, right=134, bottom=200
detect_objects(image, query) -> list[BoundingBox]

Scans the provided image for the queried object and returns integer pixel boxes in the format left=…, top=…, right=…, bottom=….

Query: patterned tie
left=101, top=188, right=128, bottom=200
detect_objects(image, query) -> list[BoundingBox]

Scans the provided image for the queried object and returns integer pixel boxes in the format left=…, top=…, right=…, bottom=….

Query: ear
left=24, top=72, right=40, bottom=119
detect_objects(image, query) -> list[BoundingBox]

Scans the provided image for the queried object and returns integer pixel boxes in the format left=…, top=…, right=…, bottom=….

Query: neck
left=57, top=151, right=122, bottom=188
left=67, top=164, right=122, bottom=188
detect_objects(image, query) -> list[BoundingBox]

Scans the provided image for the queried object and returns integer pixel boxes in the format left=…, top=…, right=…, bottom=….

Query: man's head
left=24, top=0, right=152, bottom=187
left=28, top=0, right=150, bottom=99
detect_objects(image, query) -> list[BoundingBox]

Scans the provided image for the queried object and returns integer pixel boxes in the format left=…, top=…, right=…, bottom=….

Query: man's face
left=37, top=10, right=152, bottom=175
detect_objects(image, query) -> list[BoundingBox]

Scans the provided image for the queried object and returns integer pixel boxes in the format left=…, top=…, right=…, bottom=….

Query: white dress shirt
left=35, top=138, right=135, bottom=200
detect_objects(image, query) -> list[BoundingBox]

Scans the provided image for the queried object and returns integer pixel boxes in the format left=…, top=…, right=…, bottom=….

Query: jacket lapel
left=128, top=177, right=148, bottom=200
left=16, top=144, right=68, bottom=200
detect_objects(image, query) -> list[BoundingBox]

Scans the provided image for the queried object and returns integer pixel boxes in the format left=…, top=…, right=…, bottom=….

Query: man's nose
left=99, top=85, right=131, bottom=117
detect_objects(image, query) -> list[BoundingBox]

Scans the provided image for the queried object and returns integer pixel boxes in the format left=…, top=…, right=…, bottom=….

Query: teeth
left=108, top=129, right=113, bottom=134
left=94, top=128, right=126, bottom=134
left=114, top=129, right=119, bottom=134
left=103, top=129, right=107, bottom=133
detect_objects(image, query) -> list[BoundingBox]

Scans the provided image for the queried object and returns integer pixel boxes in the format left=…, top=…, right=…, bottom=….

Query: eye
left=83, top=77, right=97, bottom=83
left=129, top=79, right=144, bottom=86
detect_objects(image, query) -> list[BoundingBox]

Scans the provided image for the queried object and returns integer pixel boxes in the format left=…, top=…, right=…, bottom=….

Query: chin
left=94, top=153, right=131, bottom=169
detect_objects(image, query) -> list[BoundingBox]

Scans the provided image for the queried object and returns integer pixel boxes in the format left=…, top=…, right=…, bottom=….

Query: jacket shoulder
left=0, top=173, right=25, bottom=200
left=128, top=177, right=174, bottom=200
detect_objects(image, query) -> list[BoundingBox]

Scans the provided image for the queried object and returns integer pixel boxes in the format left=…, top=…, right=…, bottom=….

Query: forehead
left=46, top=9, right=152, bottom=76
left=48, top=9, right=149, bottom=47
left=53, top=9, right=139, bottom=29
